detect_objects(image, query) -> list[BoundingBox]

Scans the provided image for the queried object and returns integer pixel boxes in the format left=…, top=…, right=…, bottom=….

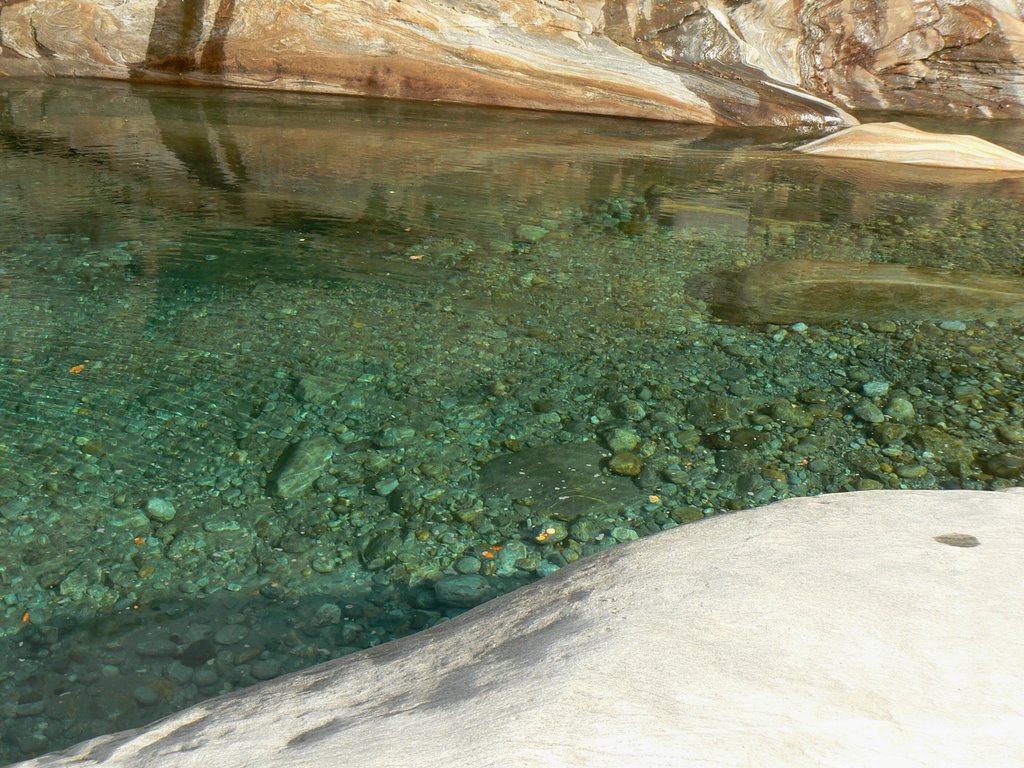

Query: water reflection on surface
left=1, top=79, right=1022, bottom=763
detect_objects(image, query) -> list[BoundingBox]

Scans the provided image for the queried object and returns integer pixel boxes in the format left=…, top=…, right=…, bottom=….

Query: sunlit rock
left=795, top=122, right=1024, bottom=171
left=3, top=0, right=1023, bottom=120
left=0, top=0, right=852, bottom=127
left=14, top=489, right=1024, bottom=767
left=692, top=259, right=1024, bottom=326
left=599, top=0, right=1024, bottom=119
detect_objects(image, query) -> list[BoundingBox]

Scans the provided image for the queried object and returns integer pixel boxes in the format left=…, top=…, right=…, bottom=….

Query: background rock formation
left=609, top=0, right=1024, bottom=119
left=2, top=1, right=1021, bottom=123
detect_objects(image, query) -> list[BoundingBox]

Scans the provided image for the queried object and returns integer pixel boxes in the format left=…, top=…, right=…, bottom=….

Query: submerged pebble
left=144, top=497, right=177, bottom=523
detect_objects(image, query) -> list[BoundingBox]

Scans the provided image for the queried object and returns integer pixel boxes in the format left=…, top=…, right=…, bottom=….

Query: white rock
left=17, top=489, right=1024, bottom=768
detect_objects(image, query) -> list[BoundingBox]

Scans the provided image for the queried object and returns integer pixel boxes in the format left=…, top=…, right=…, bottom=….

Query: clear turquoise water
left=1, top=78, right=1023, bottom=763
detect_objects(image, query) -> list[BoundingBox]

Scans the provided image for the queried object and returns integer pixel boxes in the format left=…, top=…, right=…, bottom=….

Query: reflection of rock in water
left=691, top=259, right=1024, bottom=326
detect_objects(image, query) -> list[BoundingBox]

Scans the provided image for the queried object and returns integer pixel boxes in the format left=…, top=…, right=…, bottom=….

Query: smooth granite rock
left=15, top=489, right=1024, bottom=767
left=796, top=122, right=1024, bottom=171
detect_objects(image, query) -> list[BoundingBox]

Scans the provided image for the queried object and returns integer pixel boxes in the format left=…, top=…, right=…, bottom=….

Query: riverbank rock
left=3, top=1, right=1023, bottom=121
left=17, top=489, right=1024, bottom=767
left=796, top=122, right=1024, bottom=171
left=0, top=0, right=852, bottom=127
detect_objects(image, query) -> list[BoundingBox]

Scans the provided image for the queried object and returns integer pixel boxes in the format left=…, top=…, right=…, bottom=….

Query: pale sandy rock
left=795, top=121, right=1024, bottom=170
left=15, top=489, right=1024, bottom=768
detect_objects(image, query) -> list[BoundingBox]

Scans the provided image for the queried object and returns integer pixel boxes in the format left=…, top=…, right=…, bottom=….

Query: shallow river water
left=1, top=78, right=1023, bottom=762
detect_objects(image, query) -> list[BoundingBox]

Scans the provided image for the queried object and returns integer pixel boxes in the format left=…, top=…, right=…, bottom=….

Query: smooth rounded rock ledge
left=796, top=122, right=1024, bottom=172
left=16, top=489, right=1024, bottom=768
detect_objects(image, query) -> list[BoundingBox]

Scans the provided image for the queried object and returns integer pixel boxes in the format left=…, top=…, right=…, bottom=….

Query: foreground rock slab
left=796, top=122, right=1024, bottom=171
left=17, top=489, right=1024, bottom=767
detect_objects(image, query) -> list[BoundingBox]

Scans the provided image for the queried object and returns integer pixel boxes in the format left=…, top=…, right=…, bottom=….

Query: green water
left=1, top=78, right=1023, bottom=763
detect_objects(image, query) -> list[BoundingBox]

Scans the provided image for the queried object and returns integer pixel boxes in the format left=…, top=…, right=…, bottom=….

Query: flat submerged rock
left=694, top=259, right=1024, bottom=326
left=17, top=489, right=1024, bottom=768
left=479, top=442, right=643, bottom=521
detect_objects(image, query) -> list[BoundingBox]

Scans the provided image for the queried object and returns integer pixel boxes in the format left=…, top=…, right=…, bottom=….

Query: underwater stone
left=862, top=381, right=890, bottom=398
left=213, top=625, right=249, bottom=646
left=884, top=397, right=916, bottom=422
left=270, top=436, right=335, bottom=499
left=692, top=260, right=1024, bottom=326
left=479, top=443, right=641, bottom=521
left=608, top=452, right=642, bottom=476
left=58, top=561, right=100, bottom=599
left=605, top=428, right=641, bottom=453
left=251, top=660, right=283, bottom=681
left=687, top=395, right=743, bottom=433
left=296, top=374, right=348, bottom=405
left=433, top=574, right=496, bottom=608
left=852, top=399, right=885, bottom=424
left=981, top=452, right=1024, bottom=479
left=144, top=496, right=176, bottom=523
left=514, top=224, right=548, bottom=242
left=997, top=424, right=1024, bottom=444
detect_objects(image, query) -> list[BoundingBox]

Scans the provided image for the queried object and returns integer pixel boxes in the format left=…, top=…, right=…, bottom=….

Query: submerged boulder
left=15, top=489, right=1024, bottom=767
left=479, top=442, right=642, bottom=521
left=269, top=436, right=335, bottom=499
left=692, top=259, right=1024, bottom=326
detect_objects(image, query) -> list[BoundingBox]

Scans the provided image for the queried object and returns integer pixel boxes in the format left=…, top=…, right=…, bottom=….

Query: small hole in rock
left=933, top=533, right=980, bottom=548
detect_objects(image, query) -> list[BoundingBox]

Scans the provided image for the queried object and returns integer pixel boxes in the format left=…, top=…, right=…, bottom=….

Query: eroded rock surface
left=14, top=489, right=1024, bottom=767
left=2, top=1, right=1022, bottom=121
left=0, top=0, right=838, bottom=126
left=599, top=0, right=1024, bottom=118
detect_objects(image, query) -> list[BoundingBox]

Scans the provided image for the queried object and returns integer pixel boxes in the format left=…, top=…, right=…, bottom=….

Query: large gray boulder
left=16, top=489, right=1024, bottom=767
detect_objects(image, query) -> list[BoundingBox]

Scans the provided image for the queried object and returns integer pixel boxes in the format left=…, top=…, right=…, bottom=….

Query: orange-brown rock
left=1, top=1, right=1021, bottom=123
left=1, top=0, right=852, bottom=127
